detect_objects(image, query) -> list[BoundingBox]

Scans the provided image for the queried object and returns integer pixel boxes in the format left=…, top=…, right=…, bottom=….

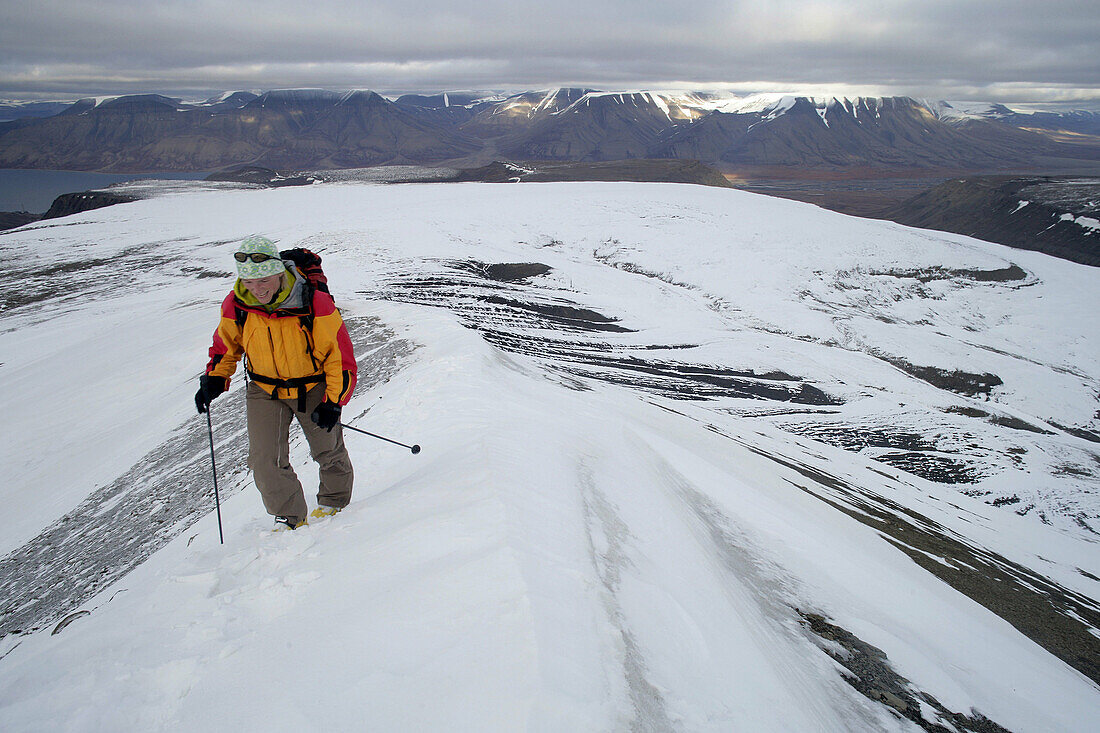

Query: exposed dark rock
left=1049, top=422, right=1100, bottom=443
left=991, top=495, right=1022, bottom=507
left=451, top=260, right=552, bottom=282
left=51, top=610, right=90, bottom=636
left=205, top=165, right=314, bottom=187
left=483, top=263, right=551, bottom=281
left=455, top=159, right=734, bottom=188
left=944, top=405, right=1060, bottom=437
left=880, top=176, right=1100, bottom=267
left=453, top=161, right=541, bottom=182
left=875, top=451, right=984, bottom=483
left=881, top=357, right=1003, bottom=397
left=944, top=405, right=992, bottom=418
left=394, top=92, right=485, bottom=109
left=800, top=612, right=1012, bottom=732
left=365, top=258, right=841, bottom=404
left=873, top=264, right=1029, bottom=283
left=777, top=422, right=984, bottom=483
left=0, top=211, right=40, bottom=230
left=481, top=295, right=632, bottom=332
left=42, top=191, right=136, bottom=220
left=988, top=415, right=1054, bottom=434
left=392, top=93, right=485, bottom=128
left=750, top=444, right=1100, bottom=686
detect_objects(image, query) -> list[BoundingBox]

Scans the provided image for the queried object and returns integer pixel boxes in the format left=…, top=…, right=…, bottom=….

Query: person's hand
left=195, top=375, right=227, bottom=414
left=311, top=401, right=341, bottom=432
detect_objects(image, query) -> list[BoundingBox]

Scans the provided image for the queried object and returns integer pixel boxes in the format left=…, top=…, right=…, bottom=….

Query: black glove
left=195, top=375, right=227, bottom=414
left=311, top=401, right=341, bottom=432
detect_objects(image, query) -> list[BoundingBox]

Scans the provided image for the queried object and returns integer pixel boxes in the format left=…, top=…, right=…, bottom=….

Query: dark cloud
left=1, top=1, right=1097, bottom=104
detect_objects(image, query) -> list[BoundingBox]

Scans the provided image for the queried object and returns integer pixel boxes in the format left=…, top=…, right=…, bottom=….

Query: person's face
left=241, top=273, right=284, bottom=304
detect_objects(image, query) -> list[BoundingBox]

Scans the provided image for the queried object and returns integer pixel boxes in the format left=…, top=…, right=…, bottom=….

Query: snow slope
left=0, top=182, right=1098, bottom=731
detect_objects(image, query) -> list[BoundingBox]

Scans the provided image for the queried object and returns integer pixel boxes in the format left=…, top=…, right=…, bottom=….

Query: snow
left=194, top=91, right=253, bottom=106
left=1057, top=212, right=1100, bottom=232
left=925, top=100, right=1009, bottom=121
left=1068, top=214, right=1100, bottom=232
left=74, top=95, right=120, bottom=109
left=550, top=91, right=698, bottom=122
left=0, top=182, right=1098, bottom=731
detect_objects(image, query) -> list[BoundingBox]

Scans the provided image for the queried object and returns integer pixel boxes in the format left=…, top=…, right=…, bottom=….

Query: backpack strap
left=245, top=370, right=325, bottom=413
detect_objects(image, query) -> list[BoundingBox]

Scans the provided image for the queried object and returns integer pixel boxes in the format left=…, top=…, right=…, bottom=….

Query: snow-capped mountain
left=927, top=100, right=1100, bottom=136
left=485, top=91, right=705, bottom=161
left=0, top=179, right=1097, bottom=730
left=1, top=88, right=1097, bottom=172
left=654, top=95, right=1075, bottom=168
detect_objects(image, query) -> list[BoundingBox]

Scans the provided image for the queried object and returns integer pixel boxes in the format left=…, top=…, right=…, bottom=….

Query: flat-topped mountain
left=0, top=89, right=480, bottom=171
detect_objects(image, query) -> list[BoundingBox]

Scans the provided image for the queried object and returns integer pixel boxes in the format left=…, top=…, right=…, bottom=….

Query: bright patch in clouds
left=0, top=1, right=1097, bottom=103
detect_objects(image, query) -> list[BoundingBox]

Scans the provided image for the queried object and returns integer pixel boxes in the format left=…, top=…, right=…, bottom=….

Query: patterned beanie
left=235, top=235, right=286, bottom=279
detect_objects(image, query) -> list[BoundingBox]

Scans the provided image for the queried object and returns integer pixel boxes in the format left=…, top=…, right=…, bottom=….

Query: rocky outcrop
left=454, top=159, right=734, bottom=187
left=204, top=165, right=314, bottom=187
left=0, top=211, right=40, bottom=230
left=42, top=191, right=136, bottom=220
left=880, top=176, right=1100, bottom=266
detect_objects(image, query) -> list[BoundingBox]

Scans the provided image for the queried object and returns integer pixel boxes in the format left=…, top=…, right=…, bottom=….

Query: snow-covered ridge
left=0, top=181, right=1097, bottom=730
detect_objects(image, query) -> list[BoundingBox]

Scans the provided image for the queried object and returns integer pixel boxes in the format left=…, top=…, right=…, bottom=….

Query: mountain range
left=1, top=89, right=1098, bottom=173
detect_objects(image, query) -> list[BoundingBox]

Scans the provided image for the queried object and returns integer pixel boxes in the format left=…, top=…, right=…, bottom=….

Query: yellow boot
left=309, top=505, right=342, bottom=520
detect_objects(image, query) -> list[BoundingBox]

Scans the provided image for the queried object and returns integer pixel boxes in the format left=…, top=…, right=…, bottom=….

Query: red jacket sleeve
left=311, top=290, right=357, bottom=405
left=206, top=293, right=244, bottom=383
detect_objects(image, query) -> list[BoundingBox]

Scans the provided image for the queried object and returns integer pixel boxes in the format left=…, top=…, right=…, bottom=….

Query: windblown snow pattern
left=0, top=181, right=1098, bottom=732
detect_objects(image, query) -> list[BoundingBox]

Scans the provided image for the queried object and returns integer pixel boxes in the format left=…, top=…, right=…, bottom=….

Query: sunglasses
left=234, top=252, right=281, bottom=263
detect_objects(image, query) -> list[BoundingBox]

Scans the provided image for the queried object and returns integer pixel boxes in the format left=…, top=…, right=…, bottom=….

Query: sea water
left=0, top=169, right=210, bottom=213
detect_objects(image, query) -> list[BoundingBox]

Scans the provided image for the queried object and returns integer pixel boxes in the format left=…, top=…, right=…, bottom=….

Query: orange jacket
left=205, top=275, right=356, bottom=408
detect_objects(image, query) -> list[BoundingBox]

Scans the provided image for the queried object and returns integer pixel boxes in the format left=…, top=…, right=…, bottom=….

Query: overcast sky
left=1, top=0, right=1097, bottom=105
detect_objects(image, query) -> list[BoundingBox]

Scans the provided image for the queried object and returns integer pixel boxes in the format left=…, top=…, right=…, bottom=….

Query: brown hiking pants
left=246, top=381, right=353, bottom=523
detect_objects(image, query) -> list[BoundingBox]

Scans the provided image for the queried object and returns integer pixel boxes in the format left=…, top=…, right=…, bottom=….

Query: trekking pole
left=205, top=407, right=225, bottom=544
left=340, top=422, right=421, bottom=454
